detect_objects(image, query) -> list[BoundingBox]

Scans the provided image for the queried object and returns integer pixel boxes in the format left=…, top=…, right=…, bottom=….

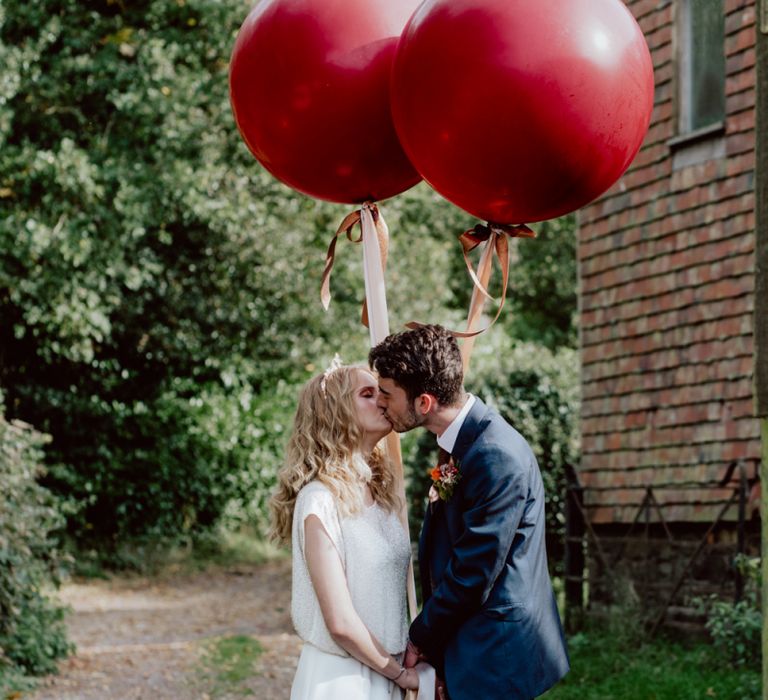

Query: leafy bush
left=48, top=385, right=257, bottom=558
left=693, top=555, right=761, bottom=668
left=49, top=376, right=301, bottom=567
left=0, top=399, right=72, bottom=691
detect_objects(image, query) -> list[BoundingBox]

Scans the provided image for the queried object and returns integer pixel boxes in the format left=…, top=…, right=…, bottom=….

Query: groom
left=369, top=324, right=569, bottom=700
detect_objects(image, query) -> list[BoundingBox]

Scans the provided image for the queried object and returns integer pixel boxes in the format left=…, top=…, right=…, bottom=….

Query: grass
left=175, top=529, right=286, bottom=572
left=197, top=634, right=264, bottom=697
left=72, top=527, right=287, bottom=579
left=541, top=624, right=761, bottom=700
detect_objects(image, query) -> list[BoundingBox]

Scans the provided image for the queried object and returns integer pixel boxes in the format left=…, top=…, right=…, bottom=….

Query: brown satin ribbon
left=406, top=222, right=536, bottom=339
left=320, top=202, right=389, bottom=328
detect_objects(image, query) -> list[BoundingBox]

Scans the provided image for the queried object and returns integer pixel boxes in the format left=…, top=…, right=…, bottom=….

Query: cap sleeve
left=294, top=482, right=344, bottom=566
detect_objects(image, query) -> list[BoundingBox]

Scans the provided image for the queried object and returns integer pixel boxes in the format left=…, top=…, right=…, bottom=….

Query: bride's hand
left=395, top=667, right=419, bottom=691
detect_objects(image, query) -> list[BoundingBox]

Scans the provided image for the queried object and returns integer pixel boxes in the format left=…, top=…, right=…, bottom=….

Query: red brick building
left=575, top=0, right=761, bottom=623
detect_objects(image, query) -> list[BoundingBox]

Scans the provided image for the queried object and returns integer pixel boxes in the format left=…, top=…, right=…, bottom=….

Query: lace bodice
left=290, top=480, right=411, bottom=656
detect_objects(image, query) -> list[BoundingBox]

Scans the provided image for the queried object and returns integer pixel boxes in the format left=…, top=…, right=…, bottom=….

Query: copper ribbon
left=407, top=222, right=535, bottom=339
left=320, top=202, right=389, bottom=327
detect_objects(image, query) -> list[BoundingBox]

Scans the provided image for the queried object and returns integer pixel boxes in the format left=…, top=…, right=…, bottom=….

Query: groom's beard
left=387, top=403, right=423, bottom=433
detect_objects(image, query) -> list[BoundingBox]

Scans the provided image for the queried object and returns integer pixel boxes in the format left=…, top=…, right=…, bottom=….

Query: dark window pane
left=688, top=1, right=725, bottom=130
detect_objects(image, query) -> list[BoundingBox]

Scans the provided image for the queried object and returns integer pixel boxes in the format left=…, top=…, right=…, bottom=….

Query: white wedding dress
left=289, top=480, right=411, bottom=700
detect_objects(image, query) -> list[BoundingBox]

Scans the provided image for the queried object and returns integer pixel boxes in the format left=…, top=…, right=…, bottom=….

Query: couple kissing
left=270, top=324, right=569, bottom=700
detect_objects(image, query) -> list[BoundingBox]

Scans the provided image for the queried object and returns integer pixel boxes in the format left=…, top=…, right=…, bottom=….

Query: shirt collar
left=436, top=394, right=476, bottom=455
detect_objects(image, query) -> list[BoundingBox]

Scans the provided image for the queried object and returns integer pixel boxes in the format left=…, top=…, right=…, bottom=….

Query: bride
left=270, top=360, right=420, bottom=699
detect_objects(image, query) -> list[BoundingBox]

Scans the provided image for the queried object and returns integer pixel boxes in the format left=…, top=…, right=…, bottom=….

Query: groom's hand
left=404, top=638, right=425, bottom=668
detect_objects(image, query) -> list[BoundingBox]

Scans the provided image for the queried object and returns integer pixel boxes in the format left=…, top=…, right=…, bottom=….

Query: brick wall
left=577, top=0, right=760, bottom=524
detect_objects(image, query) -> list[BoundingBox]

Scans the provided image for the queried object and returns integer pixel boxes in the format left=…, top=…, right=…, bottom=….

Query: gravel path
left=24, top=558, right=301, bottom=700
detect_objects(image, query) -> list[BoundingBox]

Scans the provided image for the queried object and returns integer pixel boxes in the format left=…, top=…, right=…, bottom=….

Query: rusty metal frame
left=564, top=458, right=760, bottom=635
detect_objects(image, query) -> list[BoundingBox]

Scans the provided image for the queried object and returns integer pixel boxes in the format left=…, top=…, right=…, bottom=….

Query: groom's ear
left=415, top=393, right=438, bottom=416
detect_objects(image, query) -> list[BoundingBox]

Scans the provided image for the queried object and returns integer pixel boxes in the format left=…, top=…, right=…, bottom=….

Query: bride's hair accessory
left=319, top=353, right=343, bottom=397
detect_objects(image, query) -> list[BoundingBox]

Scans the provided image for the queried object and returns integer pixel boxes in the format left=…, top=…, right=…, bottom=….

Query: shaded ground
left=24, top=558, right=301, bottom=700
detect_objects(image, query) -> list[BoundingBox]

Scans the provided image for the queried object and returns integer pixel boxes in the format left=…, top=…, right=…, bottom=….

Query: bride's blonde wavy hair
left=269, top=365, right=401, bottom=545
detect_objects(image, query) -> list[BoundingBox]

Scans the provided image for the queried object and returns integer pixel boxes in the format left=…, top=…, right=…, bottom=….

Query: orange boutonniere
left=428, top=459, right=461, bottom=501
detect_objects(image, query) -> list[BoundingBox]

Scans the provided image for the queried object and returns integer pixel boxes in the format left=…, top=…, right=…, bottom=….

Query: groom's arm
left=409, top=443, right=529, bottom=660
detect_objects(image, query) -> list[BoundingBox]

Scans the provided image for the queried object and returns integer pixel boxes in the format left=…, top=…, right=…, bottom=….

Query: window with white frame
left=678, top=0, right=725, bottom=134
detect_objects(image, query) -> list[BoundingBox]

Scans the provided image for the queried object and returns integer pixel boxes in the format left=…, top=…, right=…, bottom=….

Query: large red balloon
left=391, top=0, right=654, bottom=223
left=230, top=0, right=422, bottom=204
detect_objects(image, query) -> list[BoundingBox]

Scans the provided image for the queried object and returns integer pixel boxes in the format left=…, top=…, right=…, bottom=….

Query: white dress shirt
left=436, top=394, right=476, bottom=454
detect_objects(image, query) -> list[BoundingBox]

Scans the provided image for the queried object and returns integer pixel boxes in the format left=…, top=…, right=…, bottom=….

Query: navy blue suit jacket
left=409, top=397, right=569, bottom=699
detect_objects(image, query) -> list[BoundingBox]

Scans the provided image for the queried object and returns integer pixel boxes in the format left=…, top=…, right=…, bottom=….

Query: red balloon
left=391, top=0, right=654, bottom=223
left=230, top=0, right=422, bottom=204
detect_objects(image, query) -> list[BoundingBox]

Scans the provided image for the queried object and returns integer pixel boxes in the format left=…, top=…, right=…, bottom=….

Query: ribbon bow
left=408, top=222, right=535, bottom=339
left=459, top=222, right=535, bottom=299
left=320, top=202, right=389, bottom=328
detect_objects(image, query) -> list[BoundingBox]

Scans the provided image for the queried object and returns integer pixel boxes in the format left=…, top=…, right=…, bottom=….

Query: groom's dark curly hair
left=368, top=324, right=464, bottom=406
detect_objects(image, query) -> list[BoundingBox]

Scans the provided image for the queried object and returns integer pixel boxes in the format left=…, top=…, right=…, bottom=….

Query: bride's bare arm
left=303, top=514, right=418, bottom=690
